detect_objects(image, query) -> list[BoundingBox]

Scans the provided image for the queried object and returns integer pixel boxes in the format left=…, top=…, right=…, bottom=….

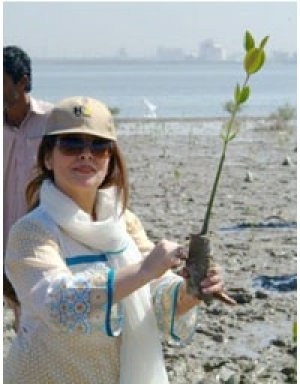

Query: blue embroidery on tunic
left=49, top=248, right=127, bottom=334
left=170, top=281, right=182, bottom=342
left=105, top=269, right=123, bottom=337
left=65, top=243, right=128, bottom=266
left=66, top=254, right=107, bottom=266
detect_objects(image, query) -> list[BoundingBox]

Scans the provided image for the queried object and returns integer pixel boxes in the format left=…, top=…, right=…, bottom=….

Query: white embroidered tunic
left=4, top=181, right=199, bottom=384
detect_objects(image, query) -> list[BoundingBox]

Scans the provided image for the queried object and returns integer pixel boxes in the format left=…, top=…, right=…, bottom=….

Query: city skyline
left=115, top=38, right=296, bottom=62
left=3, top=2, right=297, bottom=59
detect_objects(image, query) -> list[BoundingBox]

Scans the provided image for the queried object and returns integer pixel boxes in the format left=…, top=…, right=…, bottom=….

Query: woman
left=4, top=96, right=234, bottom=384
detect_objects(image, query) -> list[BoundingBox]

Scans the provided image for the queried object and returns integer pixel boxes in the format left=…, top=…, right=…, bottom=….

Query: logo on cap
left=73, top=105, right=92, bottom=118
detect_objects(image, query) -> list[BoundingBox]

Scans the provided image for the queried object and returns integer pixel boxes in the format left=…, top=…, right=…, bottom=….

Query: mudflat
left=4, top=118, right=297, bottom=383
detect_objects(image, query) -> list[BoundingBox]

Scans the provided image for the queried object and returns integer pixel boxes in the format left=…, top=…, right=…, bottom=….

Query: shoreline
left=115, top=116, right=273, bottom=124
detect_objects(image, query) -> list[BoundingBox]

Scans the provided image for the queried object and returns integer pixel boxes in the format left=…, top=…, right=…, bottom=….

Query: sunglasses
left=55, top=136, right=113, bottom=157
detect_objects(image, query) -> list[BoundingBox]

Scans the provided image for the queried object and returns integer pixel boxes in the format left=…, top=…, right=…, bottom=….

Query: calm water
left=32, top=59, right=296, bottom=118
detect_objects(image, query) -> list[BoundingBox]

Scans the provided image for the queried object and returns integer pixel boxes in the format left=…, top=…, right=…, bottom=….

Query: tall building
left=198, top=39, right=225, bottom=61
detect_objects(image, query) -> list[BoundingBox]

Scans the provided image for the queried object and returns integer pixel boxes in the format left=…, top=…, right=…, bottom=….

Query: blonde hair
left=26, top=136, right=129, bottom=213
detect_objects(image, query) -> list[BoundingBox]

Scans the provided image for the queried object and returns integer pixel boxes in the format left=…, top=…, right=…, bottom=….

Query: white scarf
left=40, top=180, right=169, bottom=384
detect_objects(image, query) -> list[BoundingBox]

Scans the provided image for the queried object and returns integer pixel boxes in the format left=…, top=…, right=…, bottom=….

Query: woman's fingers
left=175, top=247, right=188, bottom=260
left=176, top=259, right=236, bottom=306
left=178, top=267, right=190, bottom=279
left=171, top=246, right=188, bottom=269
left=201, top=280, right=223, bottom=294
left=201, top=266, right=223, bottom=287
left=206, top=263, right=221, bottom=276
left=214, top=291, right=237, bottom=306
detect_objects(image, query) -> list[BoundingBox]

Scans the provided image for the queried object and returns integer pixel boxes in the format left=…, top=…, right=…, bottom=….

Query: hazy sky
left=3, top=1, right=297, bottom=58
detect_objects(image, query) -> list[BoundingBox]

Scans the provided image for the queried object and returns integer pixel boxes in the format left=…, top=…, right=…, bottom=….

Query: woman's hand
left=199, top=263, right=224, bottom=295
left=177, top=263, right=236, bottom=315
left=200, top=263, right=236, bottom=305
left=141, top=239, right=187, bottom=281
left=114, top=240, right=187, bottom=303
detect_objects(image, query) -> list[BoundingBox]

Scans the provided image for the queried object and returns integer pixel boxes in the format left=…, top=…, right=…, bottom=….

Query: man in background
left=3, top=46, right=53, bottom=329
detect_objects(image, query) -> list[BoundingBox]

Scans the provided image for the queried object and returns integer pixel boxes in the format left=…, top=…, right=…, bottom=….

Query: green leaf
left=220, top=122, right=230, bottom=141
left=244, top=31, right=255, bottom=51
left=224, top=100, right=241, bottom=114
left=244, top=48, right=265, bottom=74
left=234, top=83, right=241, bottom=104
left=228, top=132, right=238, bottom=141
left=259, top=36, right=269, bottom=50
left=228, top=122, right=240, bottom=141
left=239, top=86, right=250, bottom=103
left=255, top=51, right=266, bottom=73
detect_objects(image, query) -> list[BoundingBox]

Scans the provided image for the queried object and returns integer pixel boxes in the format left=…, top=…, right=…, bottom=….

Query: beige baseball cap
left=44, top=96, right=116, bottom=141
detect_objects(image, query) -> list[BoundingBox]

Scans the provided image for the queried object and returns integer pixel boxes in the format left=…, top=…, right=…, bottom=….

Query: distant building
left=270, top=50, right=297, bottom=63
left=198, top=39, right=226, bottom=61
left=271, top=50, right=290, bottom=62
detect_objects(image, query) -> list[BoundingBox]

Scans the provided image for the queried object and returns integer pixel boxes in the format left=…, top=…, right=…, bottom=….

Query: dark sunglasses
left=55, top=136, right=113, bottom=157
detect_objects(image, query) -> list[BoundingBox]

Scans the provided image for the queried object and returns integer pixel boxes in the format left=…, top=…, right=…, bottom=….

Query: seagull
left=143, top=98, right=157, bottom=118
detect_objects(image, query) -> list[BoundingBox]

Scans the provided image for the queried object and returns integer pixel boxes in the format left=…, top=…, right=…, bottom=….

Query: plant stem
left=200, top=75, right=250, bottom=235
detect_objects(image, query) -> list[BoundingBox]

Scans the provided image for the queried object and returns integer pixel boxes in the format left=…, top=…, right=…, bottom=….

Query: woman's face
left=45, top=134, right=112, bottom=200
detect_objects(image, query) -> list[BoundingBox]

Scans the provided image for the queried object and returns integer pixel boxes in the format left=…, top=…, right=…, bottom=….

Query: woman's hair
left=26, top=136, right=129, bottom=213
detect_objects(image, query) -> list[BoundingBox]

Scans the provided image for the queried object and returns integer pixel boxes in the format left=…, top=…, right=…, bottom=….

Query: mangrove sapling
left=184, top=31, right=269, bottom=304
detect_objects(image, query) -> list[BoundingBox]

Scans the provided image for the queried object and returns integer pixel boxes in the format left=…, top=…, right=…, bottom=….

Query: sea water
left=32, top=59, right=296, bottom=118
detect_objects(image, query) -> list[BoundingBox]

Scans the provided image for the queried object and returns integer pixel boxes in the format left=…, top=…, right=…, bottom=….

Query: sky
left=3, top=1, right=297, bottom=59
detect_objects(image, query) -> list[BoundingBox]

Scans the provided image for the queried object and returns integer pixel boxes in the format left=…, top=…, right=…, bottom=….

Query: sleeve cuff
left=170, top=281, right=200, bottom=346
left=105, top=268, right=124, bottom=337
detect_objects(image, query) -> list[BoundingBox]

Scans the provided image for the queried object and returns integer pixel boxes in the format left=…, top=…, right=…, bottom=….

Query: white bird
left=143, top=98, right=157, bottom=118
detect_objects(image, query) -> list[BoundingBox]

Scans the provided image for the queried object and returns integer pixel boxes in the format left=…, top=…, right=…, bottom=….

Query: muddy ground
left=3, top=118, right=297, bottom=383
